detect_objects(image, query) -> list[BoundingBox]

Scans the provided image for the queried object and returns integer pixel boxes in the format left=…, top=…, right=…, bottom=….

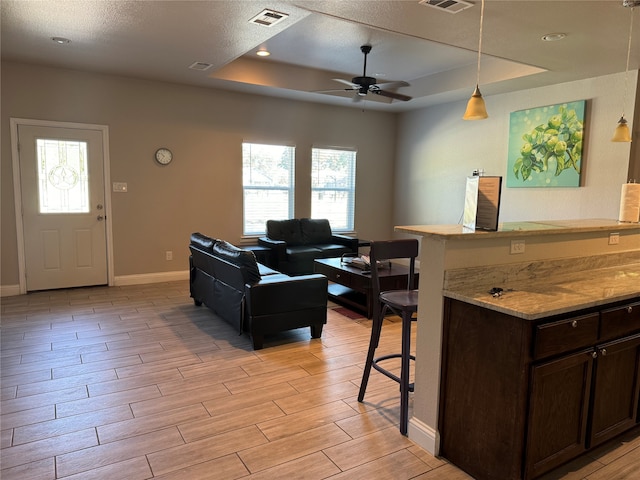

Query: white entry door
left=18, top=124, right=108, bottom=291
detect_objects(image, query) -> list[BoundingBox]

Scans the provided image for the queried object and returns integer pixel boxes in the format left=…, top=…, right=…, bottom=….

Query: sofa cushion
left=213, top=240, right=261, bottom=284
left=314, top=243, right=353, bottom=258
left=190, top=232, right=215, bottom=252
left=257, top=263, right=282, bottom=277
left=300, top=218, right=333, bottom=244
left=266, top=219, right=303, bottom=246
left=286, top=245, right=323, bottom=261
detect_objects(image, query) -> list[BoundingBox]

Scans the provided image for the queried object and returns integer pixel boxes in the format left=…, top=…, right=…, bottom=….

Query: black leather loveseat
left=189, top=232, right=328, bottom=349
left=258, top=218, right=359, bottom=275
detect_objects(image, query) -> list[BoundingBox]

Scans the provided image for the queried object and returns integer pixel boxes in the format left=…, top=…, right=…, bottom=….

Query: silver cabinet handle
left=627, top=306, right=633, bottom=314
left=571, top=320, right=578, bottom=328
left=601, top=348, right=607, bottom=356
left=591, top=351, right=598, bottom=359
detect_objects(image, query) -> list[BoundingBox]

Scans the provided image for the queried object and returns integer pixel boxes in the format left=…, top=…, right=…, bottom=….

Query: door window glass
left=37, top=139, right=89, bottom=213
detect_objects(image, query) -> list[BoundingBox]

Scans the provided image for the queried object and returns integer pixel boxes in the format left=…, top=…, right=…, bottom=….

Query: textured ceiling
left=2, top=0, right=639, bottom=111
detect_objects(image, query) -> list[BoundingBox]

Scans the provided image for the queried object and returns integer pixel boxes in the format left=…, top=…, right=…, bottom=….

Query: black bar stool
left=357, top=239, right=419, bottom=435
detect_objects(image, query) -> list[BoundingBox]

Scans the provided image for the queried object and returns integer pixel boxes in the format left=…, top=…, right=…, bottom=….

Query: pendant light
left=612, top=2, right=637, bottom=142
left=463, top=0, right=488, bottom=120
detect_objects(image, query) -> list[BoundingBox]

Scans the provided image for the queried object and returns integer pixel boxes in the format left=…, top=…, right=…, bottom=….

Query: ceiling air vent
left=188, top=62, right=213, bottom=71
left=418, top=0, right=473, bottom=14
left=249, top=9, right=289, bottom=27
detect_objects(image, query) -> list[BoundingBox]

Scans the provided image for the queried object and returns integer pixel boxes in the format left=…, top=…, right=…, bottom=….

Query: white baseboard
left=114, top=270, right=189, bottom=286
left=408, top=417, right=440, bottom=456
left=1, top=271, right=190, bottom=297
left=1, top=284, right=21, bottom=297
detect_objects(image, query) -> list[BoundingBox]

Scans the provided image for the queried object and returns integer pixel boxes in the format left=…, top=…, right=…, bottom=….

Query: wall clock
left=155, top=147, right=173, bottom=165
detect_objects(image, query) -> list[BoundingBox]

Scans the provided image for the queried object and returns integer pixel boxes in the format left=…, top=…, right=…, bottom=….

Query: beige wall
left=395, top=71, right=638, bottom=227
left=1, top=62, right=398, bottom=287
left=3, top=61, right=639, bottom=290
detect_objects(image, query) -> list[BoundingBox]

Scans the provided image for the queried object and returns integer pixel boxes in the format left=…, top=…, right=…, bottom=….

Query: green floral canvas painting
left=507, top=100, right=585, bottom=188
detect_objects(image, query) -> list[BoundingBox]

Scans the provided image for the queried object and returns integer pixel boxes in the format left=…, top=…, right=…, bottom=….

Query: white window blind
left=311, top=148, right=356, bottom=232
left=242, top=143, right=295, bottom=235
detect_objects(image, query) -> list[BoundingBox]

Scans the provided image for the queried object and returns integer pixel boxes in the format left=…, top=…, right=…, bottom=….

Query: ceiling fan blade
left=372, top=89, right=412, bottom=102
left=376, top=80, right=410, bottom=89
left=332, top=78, right=358, bottom=88
left=313, top=88, right=357, bottom=94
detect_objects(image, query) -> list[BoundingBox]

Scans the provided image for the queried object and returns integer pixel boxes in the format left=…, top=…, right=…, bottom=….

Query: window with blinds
left=311, top=148, right=356, bottom=232
left=242, top=143, right=295, bottom=235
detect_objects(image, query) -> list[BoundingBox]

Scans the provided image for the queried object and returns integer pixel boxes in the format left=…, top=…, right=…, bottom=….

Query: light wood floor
left=1, top=280, right=638, bottom=479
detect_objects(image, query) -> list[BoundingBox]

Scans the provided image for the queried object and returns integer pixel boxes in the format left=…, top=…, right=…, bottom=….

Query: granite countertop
left=443, top=262, right=640, bottom=320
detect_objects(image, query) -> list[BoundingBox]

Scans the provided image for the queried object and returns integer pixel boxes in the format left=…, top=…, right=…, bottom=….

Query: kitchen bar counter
left=392, top=218, right=640, bottom=456
left=397, top=218, right=640, bottom=240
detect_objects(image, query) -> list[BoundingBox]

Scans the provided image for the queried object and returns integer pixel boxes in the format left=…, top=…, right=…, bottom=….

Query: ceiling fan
left=331, top=45, right=412, bottom=102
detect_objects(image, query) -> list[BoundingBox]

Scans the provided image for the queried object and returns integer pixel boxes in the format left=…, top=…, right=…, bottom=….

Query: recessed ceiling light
left=51, top=37, right=71, bottom=44
left=541, top=33, right=566, bottom=42
left=256, top=50, right=270, bottom=57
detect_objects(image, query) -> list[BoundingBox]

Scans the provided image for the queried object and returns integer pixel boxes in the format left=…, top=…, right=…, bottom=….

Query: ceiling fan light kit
left=612, top=1, right=636, bottom=142
left=464, top=0, right=488, bottom=120
left=330, top=44, right=412, bottom=102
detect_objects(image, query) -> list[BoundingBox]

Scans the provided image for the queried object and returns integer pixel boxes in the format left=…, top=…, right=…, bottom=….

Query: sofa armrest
left=258, top=236, right=287, bottom=261
left=245, top=274, right=328, bottom=314
left=331, top=234, right=359, bottom=252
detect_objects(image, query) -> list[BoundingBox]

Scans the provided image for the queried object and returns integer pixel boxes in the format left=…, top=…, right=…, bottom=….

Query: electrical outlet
left=510, top=240, right=525, bottom=254
left=165, top=251, right=173, bottom=261
left=608, top=233, right=620, bottom=245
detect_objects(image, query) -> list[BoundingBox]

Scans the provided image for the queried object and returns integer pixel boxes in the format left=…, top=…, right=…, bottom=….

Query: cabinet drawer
left=322, top=268, right=351, bottom=287
left=534, top=313, right=599, bottom=360
left=600, top=301, right=640, bottom=342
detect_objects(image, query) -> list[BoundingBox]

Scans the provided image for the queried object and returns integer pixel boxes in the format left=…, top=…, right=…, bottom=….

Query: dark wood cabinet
left=589, top=334, right=640, bottom=448
left=525, top=349, right=593, bottom=479
left=439, top=297, right=640, bottom=480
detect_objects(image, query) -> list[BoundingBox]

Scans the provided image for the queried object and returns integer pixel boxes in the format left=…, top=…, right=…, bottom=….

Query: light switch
left=113, top=182, right=128, bottom=192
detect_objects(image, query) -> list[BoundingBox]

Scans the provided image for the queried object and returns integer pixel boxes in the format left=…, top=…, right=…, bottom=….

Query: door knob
left=97, top=215, right=104, bottom=221
left=97, top=204, right=104, bottom=210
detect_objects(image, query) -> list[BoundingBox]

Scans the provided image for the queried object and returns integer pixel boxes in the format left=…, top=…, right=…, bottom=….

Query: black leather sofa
left=189, top=232, right=328, bottom=349
left=258, top=218, right=359, bottom=275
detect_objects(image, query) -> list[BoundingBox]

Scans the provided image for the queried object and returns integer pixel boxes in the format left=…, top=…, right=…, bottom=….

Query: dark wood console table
left=313, top=257, right=418, bottom=318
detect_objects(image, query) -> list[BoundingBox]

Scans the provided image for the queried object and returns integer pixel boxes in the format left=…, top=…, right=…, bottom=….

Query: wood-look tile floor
left=1, top=281, right=638, bottom=479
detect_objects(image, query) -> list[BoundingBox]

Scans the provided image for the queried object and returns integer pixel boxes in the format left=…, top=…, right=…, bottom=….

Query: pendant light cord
left=475, top=0, right=485, bottom=87
left=622, top=7, right=634, bottom=117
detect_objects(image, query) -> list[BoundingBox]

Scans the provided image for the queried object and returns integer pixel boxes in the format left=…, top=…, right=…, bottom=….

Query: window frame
left=242, top=142, right=295, bottom=236
left=311, top=147, right=357, bottom=233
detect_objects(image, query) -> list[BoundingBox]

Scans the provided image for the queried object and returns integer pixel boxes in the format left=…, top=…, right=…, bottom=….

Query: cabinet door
left=525, top=349, right=594, bottom=480
left=589, top=334, right=640, bottom=448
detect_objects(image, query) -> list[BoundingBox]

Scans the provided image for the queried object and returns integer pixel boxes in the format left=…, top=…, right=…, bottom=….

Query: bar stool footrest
left=372, top=353, right=415, bottom=391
